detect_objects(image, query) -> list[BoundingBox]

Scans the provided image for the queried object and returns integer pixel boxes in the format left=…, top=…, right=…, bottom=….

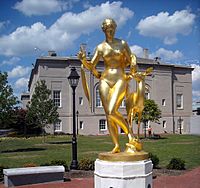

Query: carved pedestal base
left=94, top=158, right=153, bottom=188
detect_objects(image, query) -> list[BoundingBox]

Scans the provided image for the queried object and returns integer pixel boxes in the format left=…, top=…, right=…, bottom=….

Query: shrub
left=23, top=163, right=37, bottom=167
left=7, top=132, right=18, bottom=137
left=149, top=153, right=159, bottom=169
left=78, top=158, right=95, bottom=171
left=40, top=160, right=68, bottom=171
left=54, top=132, right=66, bottom=135
left=167, top=158, right=185, bottom=170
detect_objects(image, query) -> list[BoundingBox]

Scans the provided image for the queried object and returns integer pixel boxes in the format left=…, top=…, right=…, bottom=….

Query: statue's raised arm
left=78, top=45, right=101, bottom=79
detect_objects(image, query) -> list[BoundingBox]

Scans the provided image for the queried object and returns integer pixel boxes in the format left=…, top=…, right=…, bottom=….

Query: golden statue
left=78, top=18, right=151, bottom=161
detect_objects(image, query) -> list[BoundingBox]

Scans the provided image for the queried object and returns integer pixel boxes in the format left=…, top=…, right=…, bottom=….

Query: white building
left=22, top=52, right=193, bottom=135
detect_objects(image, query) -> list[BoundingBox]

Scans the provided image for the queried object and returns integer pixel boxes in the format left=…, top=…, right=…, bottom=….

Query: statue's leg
left=105, top=79, right=134, bottom=142
left=129, top=110, right=134, bottom=135
left=107, top=116, right=120, bottom=153
left=99, top=80, right=120, bottom=153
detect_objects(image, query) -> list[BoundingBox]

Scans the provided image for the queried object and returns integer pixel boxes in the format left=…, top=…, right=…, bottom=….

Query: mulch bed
left=64, top=168, right=186, bottom=180
left=153, top=168, right=186, bottom=178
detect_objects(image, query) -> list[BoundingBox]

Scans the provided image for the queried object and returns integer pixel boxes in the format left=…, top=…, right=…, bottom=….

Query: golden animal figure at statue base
left=126, top=138, right=143, bottom=152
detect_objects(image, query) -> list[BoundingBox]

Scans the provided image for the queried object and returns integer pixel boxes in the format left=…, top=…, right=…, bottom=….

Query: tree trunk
left=42, top=128, right=46, bottom=143
left=144, top=121, right=147, bottom=138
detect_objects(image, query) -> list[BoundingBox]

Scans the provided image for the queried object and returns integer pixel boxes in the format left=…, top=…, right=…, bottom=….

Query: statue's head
left=101, top=18, right=117, bottom=32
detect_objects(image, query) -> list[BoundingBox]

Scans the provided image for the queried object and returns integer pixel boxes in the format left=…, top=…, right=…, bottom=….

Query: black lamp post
left=76, top=110, right=79, bottom=135
left=178, top=116, right=182, bottom=134
left=68, top=67, right=80, bottom=170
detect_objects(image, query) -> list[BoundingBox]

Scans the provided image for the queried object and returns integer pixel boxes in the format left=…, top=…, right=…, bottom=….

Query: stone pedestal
left=94, top=159, right=153, bottom=188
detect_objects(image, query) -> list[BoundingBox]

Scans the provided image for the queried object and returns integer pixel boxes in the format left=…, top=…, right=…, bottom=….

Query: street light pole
left=68, top=67, right=80, bottom=170
left=76, top=110, right=79, bottom=135
left=179, top=116, right=182, bottom=134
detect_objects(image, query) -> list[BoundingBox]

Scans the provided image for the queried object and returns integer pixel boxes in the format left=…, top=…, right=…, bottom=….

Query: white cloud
left=192, top=63, right=200, bottom=93
left=192, top=64, right=200, bottom=82
left=83, top=1, right=92, bottom=9
left=130, top=45, right=183, bottom=61
left=150, top=48, right=183, bottom=61
left=15, top=77, right=29, bottom=89
left=192, top=90, right=200, bottom=98
left=0, top=1, right=133, bottom=56
left=136, top=9, right=196, bottom=45
left=0, top=20, right=10, bottom=31
left=13, top=0, right=79, bottom=16
left=1, top=57, right=20, bottom=66
left=130, top=45, right=144, bottom=57
left=190, top=64, right=200, bottom=100
left=8, top=66, right=31, bottom=78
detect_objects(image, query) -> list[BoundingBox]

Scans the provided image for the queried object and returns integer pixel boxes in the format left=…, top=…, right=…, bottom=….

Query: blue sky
left=0, top=0, right=200, bottom=102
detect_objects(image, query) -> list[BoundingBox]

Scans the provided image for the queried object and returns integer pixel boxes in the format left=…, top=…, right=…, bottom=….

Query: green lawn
left=0, top=134, right=199, bottom=169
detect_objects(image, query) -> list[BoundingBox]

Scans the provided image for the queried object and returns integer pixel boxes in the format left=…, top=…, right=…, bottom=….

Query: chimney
left=143, top=48, right=149, bottom=59
left=48, top=50, right=57, bottom=56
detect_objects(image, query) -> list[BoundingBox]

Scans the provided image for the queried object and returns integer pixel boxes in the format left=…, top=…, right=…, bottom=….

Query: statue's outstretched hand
left=78, top=47, right=93, bottom=71
left=78, top=45, right=101, bottom=79
left=78, top=48, right=86, bottom=61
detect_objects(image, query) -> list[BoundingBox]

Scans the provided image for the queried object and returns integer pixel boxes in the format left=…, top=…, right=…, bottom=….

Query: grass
left=0, top=134, right=199, bottom=169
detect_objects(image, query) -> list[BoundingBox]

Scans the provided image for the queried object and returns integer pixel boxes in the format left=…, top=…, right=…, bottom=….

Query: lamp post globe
left=68, top=67, right=80, bottom=170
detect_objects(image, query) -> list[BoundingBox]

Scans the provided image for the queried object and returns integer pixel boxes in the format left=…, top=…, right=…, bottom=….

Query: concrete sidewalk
left=1, top=167, right=200, bottom=188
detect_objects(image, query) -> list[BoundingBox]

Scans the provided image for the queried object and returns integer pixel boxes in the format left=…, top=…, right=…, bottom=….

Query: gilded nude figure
left=78, top=18, right=145, bottom=154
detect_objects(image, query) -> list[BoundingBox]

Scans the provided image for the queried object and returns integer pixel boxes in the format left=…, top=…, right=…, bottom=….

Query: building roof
left=28, top=55, right=194, bottom=91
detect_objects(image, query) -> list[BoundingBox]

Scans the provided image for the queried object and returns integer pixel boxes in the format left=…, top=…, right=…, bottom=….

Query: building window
left=145, top=92, right=150, bottom=99
left=79, top=97, right=83, bottom=105
left=120, top=98, right=126, bottom=108
left=53, top=90, right=61, bottom=107
left=80, top=121, right=84, bottom=129
left=163, top=120, right=166, bottom=128
left=176, top=94, right=183, bottom=109
left=54, top=121, right=62, bottom=132
left=96, top=86, right=102, bottom=107
left=162, top=99, right=166, bottom=106
left=99, top=119, right=107, bottom=131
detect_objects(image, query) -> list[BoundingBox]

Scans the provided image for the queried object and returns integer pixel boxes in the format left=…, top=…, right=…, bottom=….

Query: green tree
left=0, top=72, right=18, bottom=128
left=26, top=80, right=59, bottom=142
left=142, top=99, right=162, bottom=123
left=143, top=99, right=161, bottom=137
left=134, top=99, right=162, bottom=138
left=12, top=108, right=41, bottom=137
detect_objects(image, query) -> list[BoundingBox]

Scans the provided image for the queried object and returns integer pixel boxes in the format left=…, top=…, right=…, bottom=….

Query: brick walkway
left=1, top=167, right=200, bottom=188
left=153, top=167, right=200, bottom=188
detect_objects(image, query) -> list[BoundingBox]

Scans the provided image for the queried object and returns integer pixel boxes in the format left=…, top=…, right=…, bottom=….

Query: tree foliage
left=133, top=99, right=162, bottom=123
left=26, top=80, right=59, bottom=138
left=142, top=99, right=162, bottom=123
left=8, top=108, right=42, bottom=137
left=0, top=72, right=18, bottom=128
